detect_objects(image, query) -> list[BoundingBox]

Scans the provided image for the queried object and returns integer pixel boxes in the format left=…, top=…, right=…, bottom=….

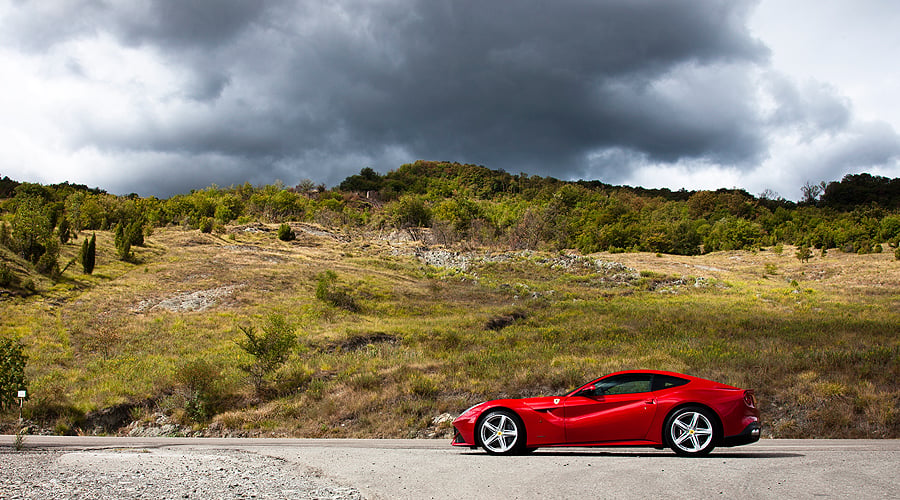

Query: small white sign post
left=17, top=390, right=26, bottom=424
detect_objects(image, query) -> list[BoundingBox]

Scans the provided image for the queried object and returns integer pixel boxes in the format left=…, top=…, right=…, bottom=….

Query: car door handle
left=644, top=399, right=656, bottom=405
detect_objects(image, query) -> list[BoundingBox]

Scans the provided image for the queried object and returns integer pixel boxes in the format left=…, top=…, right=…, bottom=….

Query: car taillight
left=743, top=391, right=756, bottom=408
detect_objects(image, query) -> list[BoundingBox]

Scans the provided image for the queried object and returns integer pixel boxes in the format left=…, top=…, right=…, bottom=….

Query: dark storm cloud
left=109, top=0, right=273, bottom=49
left=284, top=0, right=773, bottom=174
left=11, top=0, right=878, bottom=196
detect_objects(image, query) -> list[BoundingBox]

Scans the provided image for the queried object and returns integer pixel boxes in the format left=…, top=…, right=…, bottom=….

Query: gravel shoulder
left=0, top=447, right=361, bottom=500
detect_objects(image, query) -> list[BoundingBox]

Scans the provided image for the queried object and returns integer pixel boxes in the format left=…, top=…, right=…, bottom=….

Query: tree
left=339, top=167, right=383, bottom=192
left=236, top=314, right=297, bottom=396
left=796, top=244, right=813, bottom=263
left=0, top=337, right=27, bottom=411
left=58, top=217, right=71, bottom=245
left=12, top=195, right=51, bottom=263
left=385, top=195, right=431, bottom=228
left=114, top=222, right=131, bottom=260
left=801, top=181, right=827, bottom=205
left=81, top=233, right=96, bottom=274
left=35, top=239, right=60, bottom=277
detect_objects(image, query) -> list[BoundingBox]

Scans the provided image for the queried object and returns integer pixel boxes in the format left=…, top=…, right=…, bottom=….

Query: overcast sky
left=2, top=0, right=899, bottom=200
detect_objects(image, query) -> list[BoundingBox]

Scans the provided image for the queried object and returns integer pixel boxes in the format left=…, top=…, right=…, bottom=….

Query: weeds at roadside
left=14, top=425, right=26, bottom=451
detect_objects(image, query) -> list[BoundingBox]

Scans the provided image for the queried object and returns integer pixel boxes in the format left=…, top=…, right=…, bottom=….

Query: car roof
left=598, top=370, right=726, bottom=387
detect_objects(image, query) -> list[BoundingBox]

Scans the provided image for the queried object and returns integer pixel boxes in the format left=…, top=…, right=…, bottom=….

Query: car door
left=563, top=374, right=657, bottom=444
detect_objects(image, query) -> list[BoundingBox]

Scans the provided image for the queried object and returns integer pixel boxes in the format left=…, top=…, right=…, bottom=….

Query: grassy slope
left=2, top=226, right=898, bottom=438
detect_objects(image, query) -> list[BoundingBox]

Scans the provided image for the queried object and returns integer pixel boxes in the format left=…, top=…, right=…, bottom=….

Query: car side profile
left=452, top=370, right=760, bottom=456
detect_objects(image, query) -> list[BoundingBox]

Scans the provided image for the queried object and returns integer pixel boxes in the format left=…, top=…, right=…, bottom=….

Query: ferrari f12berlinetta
left=452, top=370, right=760, bottom=456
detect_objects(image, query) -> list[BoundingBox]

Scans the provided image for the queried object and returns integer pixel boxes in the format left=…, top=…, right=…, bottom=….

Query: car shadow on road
left=458, top=450, right=804, bottom=459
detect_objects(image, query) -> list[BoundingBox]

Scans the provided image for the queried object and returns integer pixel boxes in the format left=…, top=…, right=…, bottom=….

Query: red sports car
left=452, top=370, right=760, bottom=456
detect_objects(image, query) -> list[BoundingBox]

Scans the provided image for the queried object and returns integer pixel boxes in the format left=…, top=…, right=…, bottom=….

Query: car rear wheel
left=477, top=410, right=526, bottom=455
left=665, top=406, right=717, bottom=457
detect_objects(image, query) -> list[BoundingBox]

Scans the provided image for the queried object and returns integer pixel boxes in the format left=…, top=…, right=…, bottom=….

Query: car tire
left=477, top=409, right=526, bottom=455
left=665, top=406, right=717, bottom=457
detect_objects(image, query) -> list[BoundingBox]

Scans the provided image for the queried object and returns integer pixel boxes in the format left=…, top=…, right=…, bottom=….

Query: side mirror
left=576, top=384, right=596, bottom=397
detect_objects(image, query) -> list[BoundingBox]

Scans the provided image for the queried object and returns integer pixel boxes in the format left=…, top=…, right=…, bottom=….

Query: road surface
left=2, top=437, right=898, bottom=499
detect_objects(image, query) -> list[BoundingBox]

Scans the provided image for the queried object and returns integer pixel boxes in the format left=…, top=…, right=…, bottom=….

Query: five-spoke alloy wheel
left=665, top=406, right=717, bottom=456
left=477, top=410, right=526, bottom=455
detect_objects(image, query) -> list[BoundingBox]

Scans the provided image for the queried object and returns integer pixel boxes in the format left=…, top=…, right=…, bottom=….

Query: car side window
left=652, top=375, right=689, bottom=392
left=591, top=374, right=653, bottom=396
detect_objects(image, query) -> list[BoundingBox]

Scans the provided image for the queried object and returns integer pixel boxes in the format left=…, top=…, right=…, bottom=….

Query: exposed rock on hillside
left=132, top=285, right=243, bottom=313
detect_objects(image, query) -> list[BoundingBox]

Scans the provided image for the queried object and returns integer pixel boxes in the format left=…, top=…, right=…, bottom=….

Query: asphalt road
left=3, top=436, right=899, bottom=499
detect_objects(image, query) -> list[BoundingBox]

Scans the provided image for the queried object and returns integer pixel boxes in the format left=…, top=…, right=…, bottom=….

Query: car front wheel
left=665, top=406, right=717, bottom=457
left=477, top=410, right=525, bottom=455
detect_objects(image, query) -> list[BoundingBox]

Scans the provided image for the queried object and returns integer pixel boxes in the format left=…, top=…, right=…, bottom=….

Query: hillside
left=2, top=223, right=898, bottom=439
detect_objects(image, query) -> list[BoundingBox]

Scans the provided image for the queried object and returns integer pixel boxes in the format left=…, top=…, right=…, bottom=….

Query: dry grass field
left=2, top=225, right=898, bottom=439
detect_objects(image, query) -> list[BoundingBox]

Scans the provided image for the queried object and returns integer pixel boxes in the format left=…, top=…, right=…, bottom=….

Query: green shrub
left=199, top=217, right=214, bottom=234
left=0, top=222, right=11, bottom=249
left=410, top=374, right=439, bottom=399
left=58, top=217, right=70, bottom=245
left=174, top=359, right=222, bottom=422
left=796, top=245, right=812, bottom=262
left=117, top=238, right=131, bottom=261
left=35, top=239, right=60, bottom=277
left=386, top=195, right=431, bottom=228
left=0, top=262, right=16, bottom=287
left=236, top=314, right=298, bottom=396
left=315, top=270, right=358, bottom=312
left=114, top=222, right=135, bottom=260
left=277, top=223, right=296, bottom=241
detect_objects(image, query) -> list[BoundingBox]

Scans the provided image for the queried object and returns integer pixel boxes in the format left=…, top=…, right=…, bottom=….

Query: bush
left=277, top=223, right=296, bottom=241
left=126, top=221, right=144, bottom=247
left=199, top=217, right=214, bottom=234
left=386, top=196, right=431, bottom=228
left=0, top=262, right=16, bottom=287
left=58, top=217, right=70, bottom=245
left=0, top=222, right=11, bottom=249
left=796, top=245, right=812, bottom=263
left=236, top=314, right=298, bottom=396
left=0, top=337, right=27, bottom=411
left=174, top=359, right=222, bottom=422
left=35, top=239, right=60, bottom=277
left=114, top=223, right=132, bottom=260
left=704, top=216, right=764, bottom=252
left=315, top=270, right=358, bottom=312
left=117, top=238, right=131, bottom=261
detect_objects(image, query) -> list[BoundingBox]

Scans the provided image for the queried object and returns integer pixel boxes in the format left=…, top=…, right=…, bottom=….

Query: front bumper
left=452, top=428, right=474, bottom=446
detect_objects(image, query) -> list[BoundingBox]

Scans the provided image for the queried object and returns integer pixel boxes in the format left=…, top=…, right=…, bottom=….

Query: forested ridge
left=2, top=161, right=900, bottom=292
